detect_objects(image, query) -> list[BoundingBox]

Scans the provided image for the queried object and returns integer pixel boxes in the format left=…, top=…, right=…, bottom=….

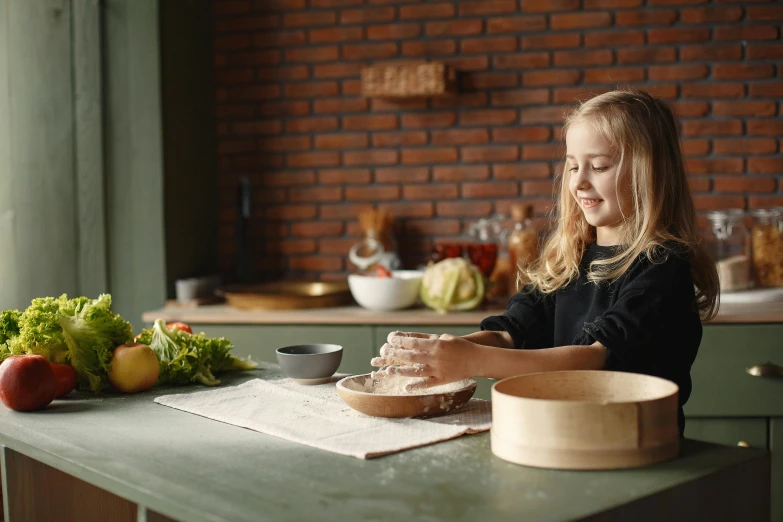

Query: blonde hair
left=524, top=89, right=719, bottom=321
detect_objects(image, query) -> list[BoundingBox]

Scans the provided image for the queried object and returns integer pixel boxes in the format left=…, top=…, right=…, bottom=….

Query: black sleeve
left=572, top=252, right=702, bottom=407
left=480, top=286, right=556, bottom=349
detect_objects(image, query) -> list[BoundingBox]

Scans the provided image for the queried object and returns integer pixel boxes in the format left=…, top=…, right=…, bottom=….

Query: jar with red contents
left=430, top=217, right=502, bottom=279
left=468, top=217, right=503, bottom=278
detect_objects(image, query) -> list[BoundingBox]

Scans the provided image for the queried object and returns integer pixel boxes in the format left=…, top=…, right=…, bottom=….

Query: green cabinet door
left=684, top=418, right=768, bottom=449
left=687, top=324, right=783, bottom=417
left=772, top=418, right=782, bottom=522
left=188, top=324, right=375, bottom=376
left=374, top=325, right=495, bottom=401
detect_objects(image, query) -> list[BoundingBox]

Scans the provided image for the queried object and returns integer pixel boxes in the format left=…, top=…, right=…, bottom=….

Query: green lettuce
left=137, top=319, right=256, bottom=386
left=7, top=296, right=70, bottom=363
left=0, top=309, right=20, bottom=363
left=1, top=294, right=132, bottom=393
left=0, top=309, right=21, bottom=343
left=58, top=294, right=133, bottom=392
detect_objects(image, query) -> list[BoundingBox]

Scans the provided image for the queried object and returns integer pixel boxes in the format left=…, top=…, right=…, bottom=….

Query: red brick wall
left=213, top=0, right=783, bottom=281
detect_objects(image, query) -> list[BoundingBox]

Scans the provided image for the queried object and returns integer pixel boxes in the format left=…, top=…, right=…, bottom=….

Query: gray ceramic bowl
left=275, top=344, right=343, bottom=385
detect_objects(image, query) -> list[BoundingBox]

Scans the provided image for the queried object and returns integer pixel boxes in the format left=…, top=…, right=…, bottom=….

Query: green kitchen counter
left=0, top=373, right=771, bottom=522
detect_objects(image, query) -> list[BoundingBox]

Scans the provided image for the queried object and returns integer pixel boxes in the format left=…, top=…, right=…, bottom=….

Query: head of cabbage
left=420, top=258, right=485, bottom=313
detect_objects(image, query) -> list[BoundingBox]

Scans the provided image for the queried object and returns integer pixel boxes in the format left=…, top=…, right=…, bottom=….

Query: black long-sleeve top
left=480, top=242, right=703, bottom=433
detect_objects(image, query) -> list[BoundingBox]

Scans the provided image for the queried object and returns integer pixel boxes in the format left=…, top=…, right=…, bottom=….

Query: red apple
left=108, top=343, right=160, bottom=393
left=0, top=355, right=57, bottom=412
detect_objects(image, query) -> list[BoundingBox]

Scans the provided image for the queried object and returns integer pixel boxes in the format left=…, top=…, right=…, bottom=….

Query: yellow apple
left=108, top=343, right=160, bottom=393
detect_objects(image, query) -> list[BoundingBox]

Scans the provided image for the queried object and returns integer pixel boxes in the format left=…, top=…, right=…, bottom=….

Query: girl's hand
left=370, top=330, right=478, bottom=390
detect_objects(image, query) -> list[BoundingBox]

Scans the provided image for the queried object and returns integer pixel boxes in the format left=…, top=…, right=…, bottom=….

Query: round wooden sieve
left=491, top=370, right=680, bottom=470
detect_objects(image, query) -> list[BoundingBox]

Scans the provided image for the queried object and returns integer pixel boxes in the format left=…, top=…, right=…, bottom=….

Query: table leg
left=1, top=446, right=8, bottom=522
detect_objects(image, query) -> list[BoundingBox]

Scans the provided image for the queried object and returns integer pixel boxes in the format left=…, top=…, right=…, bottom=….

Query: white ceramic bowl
left=347, top=270, right=423, bottom=311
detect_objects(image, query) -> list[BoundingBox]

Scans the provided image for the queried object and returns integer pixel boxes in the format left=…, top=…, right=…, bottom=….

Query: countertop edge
left=140, top=302, right=783, bottom=326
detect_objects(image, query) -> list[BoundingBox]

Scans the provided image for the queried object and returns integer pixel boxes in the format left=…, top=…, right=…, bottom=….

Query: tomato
left=50, top=363, right=77, bottom=398
left=166, top=322, right=193, bottom=334
left=375, top=265, right=392, bottom=278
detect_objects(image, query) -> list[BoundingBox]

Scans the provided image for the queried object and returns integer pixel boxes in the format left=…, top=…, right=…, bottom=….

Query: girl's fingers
left=383, top=364, right=431, bottom=378
left=370, top=364, right=430, bottom=379
left=379, top=343, right=398, bottom=357
left=370, top=367, right=389, bottom=379
left=379, top=344, right=430, bottom=364
left=371, top=355, right=424, bottom=367
left=379, top=343, right=425, bottom=359
left=387, top=331, right=438, bottom=344
left=387, top=333, right=439, bottom=351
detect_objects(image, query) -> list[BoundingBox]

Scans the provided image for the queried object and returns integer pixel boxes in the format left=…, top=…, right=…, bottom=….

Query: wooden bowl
left=491, top=371, right=680, bottom=470
left=336, top=373, right=477, bottom=418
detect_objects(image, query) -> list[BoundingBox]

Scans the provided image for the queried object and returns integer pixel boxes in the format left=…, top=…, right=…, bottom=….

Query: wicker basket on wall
left=360, top=61, right=455, bottom=98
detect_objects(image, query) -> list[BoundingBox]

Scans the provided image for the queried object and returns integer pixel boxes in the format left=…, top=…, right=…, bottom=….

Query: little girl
left=371, top=90, right=719, bottom=433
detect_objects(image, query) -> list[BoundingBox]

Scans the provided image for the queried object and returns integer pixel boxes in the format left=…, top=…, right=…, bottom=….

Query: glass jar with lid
left=704, top=209, right=751, bottom=292
left=750, top=208, right=783, bottom=288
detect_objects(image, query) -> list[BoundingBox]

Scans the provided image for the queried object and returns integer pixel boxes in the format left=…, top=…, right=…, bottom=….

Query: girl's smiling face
left=566, top=120, right=631, bottom=246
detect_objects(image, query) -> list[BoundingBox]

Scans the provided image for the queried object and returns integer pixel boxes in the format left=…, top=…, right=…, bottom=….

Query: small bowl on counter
left=347, top=270, right=424, bottom=311
left=275, top=344, right=343, bottom=385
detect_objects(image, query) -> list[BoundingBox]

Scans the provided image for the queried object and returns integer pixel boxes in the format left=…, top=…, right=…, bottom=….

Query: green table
left=140, top=305, right=783, bottom=520
left=0, top=373, right=771, bottom=522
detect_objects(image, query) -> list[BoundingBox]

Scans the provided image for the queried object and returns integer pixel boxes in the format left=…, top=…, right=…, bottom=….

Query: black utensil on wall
left=236, top=177, right=252, bottom=283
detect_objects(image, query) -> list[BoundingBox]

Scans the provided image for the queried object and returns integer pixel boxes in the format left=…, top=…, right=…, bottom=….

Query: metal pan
left=216, top=281, right=352, bottom=310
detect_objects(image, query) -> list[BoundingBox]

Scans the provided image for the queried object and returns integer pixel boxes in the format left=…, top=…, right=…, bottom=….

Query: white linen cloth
left=154, top=363, right=491, bottom=459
